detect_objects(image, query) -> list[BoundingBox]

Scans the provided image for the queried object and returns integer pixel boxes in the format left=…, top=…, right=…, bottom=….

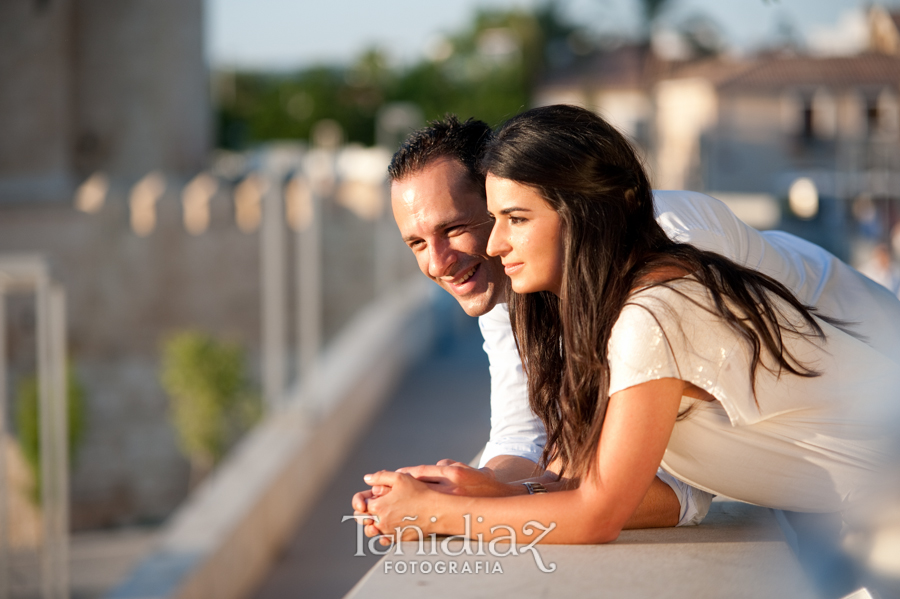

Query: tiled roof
left=538, top=44, right=657, bottom=90
left=536, top=47, right=900, bottom=96
left=717, top=53, right=900, bottom=91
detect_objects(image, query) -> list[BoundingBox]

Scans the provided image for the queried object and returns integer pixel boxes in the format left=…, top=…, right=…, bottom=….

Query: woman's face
left=485, top=174, right=564, bottom=296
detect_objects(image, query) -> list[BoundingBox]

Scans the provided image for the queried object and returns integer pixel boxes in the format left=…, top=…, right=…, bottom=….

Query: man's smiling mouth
left=449, top=264, right=478, bottom=286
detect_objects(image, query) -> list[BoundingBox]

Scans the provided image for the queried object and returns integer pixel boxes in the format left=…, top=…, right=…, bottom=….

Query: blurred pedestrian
left=859, top=243, right=900, bottom=298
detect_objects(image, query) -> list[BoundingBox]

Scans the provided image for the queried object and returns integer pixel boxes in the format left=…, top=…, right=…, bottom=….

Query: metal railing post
left=261, top=171, right=287, bottom=412
left=0, top=280, right=8, bottom=599
left=0, top=255, right=68, bottom=599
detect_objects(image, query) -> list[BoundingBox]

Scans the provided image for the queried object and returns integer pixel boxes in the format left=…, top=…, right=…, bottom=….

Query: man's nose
left=427, top=241, right=457, bottom=278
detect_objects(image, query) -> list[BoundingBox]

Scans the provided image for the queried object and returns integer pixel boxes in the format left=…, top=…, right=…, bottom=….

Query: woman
left=359, top=105, right=896, bottom=544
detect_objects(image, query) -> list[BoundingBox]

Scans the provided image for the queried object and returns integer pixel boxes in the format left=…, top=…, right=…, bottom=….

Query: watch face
left=524, top=482, right=548, bottom=494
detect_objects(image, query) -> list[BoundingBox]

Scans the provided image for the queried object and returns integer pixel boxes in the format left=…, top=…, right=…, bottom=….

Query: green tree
left=160, top=332, right=260, bottom=485
left=15, top=363, right=87, bottom=505
left=216, top=53, right=391, bottom=150
left=388, top=5, right=565, bottom=127
left=213, top=2, right=583, bottom=147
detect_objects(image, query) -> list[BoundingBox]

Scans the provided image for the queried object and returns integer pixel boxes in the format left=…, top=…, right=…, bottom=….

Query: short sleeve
left=607, top=280, right=771, bottom=428
left=607, top=297, right=682, bottom=396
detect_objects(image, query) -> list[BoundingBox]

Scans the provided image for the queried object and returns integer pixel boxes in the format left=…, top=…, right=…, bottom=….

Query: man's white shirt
left=476, top=190, right=900, bottom=527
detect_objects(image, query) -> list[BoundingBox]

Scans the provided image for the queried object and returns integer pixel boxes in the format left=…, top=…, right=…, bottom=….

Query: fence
left=0, top=255, right=68, bottom=599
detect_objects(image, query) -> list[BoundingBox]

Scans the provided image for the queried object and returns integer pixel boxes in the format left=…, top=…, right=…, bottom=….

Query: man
left=353, top=115, right=900, bottom=530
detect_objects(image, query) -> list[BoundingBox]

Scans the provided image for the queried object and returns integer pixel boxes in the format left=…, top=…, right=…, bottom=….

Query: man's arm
left=482, top=454, right=540, bottom=482
left=385, top=458, right=681, bottom=529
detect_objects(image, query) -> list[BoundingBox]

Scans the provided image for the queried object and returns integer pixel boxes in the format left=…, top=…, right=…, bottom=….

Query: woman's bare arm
left=360, top=377, right=685, bottom=544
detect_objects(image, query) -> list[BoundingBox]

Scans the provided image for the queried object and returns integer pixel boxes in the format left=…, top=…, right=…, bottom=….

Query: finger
left=353, top=509, right=376, bottom=526
left=349, top=512, right=379, bottom=525
left=364, top=470, right=404, bottom=487
left=371, top=485, right=390, bottom=497
left=351, top=490, right=374, bottom=513
left=396, top=465, right=452, bottom=480
left=364, top=523, right=381, bottom=537
left=436, top=458, right=462, bottom=467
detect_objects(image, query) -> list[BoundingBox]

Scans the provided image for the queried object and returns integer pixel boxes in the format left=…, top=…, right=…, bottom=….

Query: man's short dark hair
left=387, top=116, right=493, bottom=188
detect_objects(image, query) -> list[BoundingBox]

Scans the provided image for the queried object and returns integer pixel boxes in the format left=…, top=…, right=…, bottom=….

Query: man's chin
left=454, top=293, right=497, bottom=317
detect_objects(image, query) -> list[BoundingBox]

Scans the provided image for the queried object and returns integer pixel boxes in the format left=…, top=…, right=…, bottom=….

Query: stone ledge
left=346, top=499, right=819, bottom=599
left=106, top=277, right=436, bottom=599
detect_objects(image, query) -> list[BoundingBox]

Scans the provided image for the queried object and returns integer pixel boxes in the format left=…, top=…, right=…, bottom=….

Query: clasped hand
left=350, top=459, right=517, bottom=543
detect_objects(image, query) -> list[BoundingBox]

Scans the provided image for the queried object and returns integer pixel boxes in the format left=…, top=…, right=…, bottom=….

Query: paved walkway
left=250, top=314, right=492, bottom=599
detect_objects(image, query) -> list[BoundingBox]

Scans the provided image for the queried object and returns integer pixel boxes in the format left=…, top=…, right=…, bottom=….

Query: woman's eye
left=509, top=216, right=526, bottom=225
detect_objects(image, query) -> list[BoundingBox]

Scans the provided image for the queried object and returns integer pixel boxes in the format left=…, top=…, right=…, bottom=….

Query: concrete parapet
left=346, top=499, right=819, bottom=598
left=105, top=277, right=436, bottom=599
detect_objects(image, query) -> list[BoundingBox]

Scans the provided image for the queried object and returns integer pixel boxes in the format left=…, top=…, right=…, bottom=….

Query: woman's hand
left=351, top=488, right=386, bottom=541
left=362, top=470, right=444, bottom=543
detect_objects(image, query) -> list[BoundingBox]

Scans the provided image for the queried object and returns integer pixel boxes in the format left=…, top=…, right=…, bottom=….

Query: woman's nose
left=486, top=223, right=507, bottom=257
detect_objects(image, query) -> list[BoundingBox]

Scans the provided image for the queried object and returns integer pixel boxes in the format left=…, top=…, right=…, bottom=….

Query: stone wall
left=0, top=0, right=74, bottom=201
left=0, top=0, right=420, bottom=530
left=0, top=0, right=209, bottom=203
left=0, top=183, right=415, bottom=528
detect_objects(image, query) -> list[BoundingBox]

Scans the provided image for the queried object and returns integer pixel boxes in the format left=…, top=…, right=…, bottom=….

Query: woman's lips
left=503, top=263, right=523, bottom=276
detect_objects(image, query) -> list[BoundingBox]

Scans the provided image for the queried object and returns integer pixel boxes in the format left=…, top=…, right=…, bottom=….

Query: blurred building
left=0, top=0, right=405, bottom=536
left=0, top=0, right=209, bottom=201
left=535, top=5, right=900, bottom=262
left=0, top=0, right=216, bottom=528
left=1, top=1, right=401, bottom=532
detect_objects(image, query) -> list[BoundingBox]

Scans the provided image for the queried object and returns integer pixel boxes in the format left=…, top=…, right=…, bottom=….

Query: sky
left=205, top=0, right=896, bottom=71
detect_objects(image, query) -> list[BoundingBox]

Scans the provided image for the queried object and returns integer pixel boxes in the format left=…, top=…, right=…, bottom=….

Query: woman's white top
left=479, top=190, right=900, bottom=524
left=608, top=277, right=899, bottom=513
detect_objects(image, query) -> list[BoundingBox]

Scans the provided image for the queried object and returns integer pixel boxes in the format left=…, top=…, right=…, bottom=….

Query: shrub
left=15, top=362, right=87, bottom=505
left=160, top=331, right=260, bottom=485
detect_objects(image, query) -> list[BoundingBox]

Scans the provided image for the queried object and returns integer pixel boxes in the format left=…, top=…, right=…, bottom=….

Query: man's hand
left=398, top=459, right=524, bottom=497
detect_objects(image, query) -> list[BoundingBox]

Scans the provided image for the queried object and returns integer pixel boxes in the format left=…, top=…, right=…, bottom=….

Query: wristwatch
left=522, top=481, right=548, bottom=494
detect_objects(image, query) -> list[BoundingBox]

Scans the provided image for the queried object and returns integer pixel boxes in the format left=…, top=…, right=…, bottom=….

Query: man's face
left=391, top=156, right=506, bottom=316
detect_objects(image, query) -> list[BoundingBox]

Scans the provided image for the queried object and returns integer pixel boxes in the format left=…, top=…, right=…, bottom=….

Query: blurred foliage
left=677, top=13, right=726, bottom=58
left=212, top=0, right=727, bottom=149
left=160, top=331, right=260, bottom=483
left=214, top=2, right=583, bottom=148
left=638, top=0, right=674, bottom=39
left=15, top=362, right=87, bottom=505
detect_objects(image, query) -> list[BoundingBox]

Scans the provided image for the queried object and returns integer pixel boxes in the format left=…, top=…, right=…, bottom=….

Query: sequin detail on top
left=608, top=278, right=755, bottom=427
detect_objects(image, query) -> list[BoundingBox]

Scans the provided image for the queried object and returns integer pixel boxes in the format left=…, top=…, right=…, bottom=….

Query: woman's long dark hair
left=479, top=105, right=828, bottom=479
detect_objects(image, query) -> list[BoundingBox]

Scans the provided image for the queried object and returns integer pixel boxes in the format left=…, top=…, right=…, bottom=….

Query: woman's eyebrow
left=500, top=207, right=531, bottom=215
